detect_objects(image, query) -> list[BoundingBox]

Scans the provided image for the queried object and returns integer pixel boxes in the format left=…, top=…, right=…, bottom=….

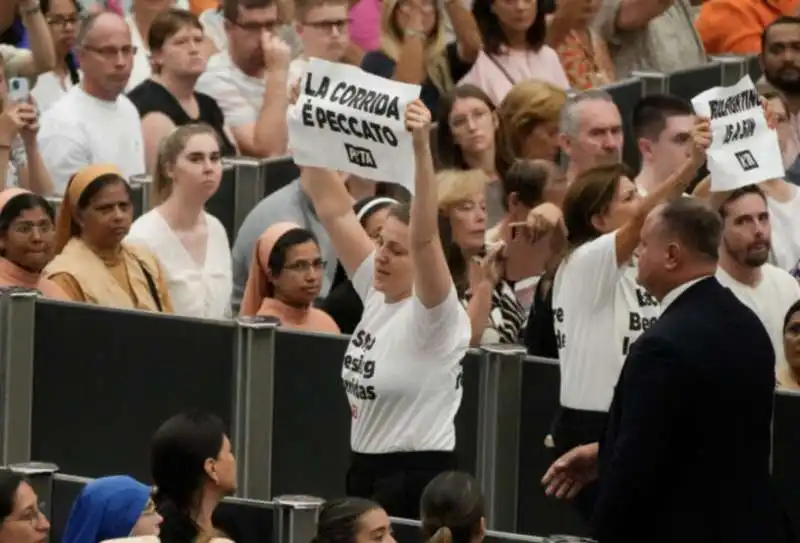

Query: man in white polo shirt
left=37, top=11, right=144, bottom=194
left=196, top=0, right=291, bottom=158
left=715, top=184, right=800, bottom=367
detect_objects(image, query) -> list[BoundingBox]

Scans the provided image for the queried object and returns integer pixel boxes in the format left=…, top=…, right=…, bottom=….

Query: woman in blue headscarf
left=62, top=476, right=163, bottom=543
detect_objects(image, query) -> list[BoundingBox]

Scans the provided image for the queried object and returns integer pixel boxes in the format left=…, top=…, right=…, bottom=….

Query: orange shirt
left=189, top=0, right=218, bottom=14
left=696, top=0, right=800, bottom=54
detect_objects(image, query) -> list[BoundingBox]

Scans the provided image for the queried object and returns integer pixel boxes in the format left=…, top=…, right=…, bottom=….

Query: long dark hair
left=436, top=85, right=496, bottom=170
left=40, top=0, right=81, bottom=85
left=472, top=0, right=547, bottom=55
left=151, top=411, right=227, bottom=539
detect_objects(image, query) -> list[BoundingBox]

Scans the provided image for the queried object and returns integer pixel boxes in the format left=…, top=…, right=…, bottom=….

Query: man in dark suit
left=543, top=197, right=787, bottom=543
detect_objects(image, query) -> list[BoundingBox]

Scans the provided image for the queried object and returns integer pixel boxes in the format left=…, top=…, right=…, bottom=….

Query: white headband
left=356, top=197, right=399, bottom=223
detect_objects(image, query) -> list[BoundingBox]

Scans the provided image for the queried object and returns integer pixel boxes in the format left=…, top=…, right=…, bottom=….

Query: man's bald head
left=76, top=11, right=130, bottom=47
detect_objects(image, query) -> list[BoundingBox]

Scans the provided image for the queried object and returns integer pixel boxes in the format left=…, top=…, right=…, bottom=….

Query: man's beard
left=766, top=66, right=800, bottom=95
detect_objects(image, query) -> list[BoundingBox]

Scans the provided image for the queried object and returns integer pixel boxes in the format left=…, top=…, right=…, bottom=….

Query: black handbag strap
left=486, top=54, right=517, bottom=88
left=134, top=257, right=164, bottom=313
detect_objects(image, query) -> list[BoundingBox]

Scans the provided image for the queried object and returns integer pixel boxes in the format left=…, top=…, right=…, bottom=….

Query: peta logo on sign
left=345, top=143, right=377, bottom=168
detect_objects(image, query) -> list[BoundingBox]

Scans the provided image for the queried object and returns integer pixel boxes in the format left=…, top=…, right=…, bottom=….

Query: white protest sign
left=691, top=75, right=784, bottom=192
left=287, top=58, right=422, bottom=192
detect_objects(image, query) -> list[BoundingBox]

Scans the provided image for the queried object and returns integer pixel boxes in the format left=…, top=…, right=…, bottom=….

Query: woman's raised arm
left=406, top=100, right=453, bottom=308
left=300, top=167, right=374, bottom=277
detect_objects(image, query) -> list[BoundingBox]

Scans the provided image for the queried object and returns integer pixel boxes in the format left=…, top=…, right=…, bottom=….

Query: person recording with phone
left=0, top=71, right=54, bottom=196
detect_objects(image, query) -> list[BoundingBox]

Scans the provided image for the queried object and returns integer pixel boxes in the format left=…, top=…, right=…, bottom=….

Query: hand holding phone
left=8, top=78, right=30, bottom=105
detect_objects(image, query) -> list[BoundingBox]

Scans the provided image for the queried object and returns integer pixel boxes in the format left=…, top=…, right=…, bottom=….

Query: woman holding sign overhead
left=549, top=117, right=711, bottom=520
left=301, top=100, right=471, bottom=518
left=360, top=0, right=482, bottom=112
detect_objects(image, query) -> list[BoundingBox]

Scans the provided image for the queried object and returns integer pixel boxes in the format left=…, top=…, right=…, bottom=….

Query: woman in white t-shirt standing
left=127, top=123, right=232, bottom=319
left=302, top=100, right=471, bottom=518
left=551, top=117, right=709, bottom=518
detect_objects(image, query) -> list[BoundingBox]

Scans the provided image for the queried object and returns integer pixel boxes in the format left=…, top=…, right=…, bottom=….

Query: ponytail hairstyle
left=421, top=472, right=485, bottom=543
left=152, top=123, right=220, bottom=205
left=314, top=497, right=381, bottom=543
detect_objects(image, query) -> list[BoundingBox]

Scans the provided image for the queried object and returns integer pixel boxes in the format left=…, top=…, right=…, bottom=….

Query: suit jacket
left=592, top=277, right=787, bottom=543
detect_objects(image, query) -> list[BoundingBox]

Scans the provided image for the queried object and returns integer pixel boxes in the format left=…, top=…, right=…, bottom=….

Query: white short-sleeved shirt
left=553, top=232, right=660, bottom=412
left=767, top=190, right=800, bottom=272
left=127, top=210, right=233, bottom=320
left=716, top=264, right=800, bottom=367
left=37, top=86, right=144, bottom=195
left=31, top=71, right=76, bottom=112
left=195, top=53, right=266, bottom=128
left=343, top=253, right=471, bottom=454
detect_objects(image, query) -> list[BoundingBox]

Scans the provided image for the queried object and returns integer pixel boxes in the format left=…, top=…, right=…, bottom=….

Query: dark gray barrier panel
left=30, top=300, right=236, bottom=481
left=270, top=330, right=351, bottom=498
left=602, top=78, right=644, bottom=172
left=748, top=54, right=762, bottom=83
left=49, top=473, right=276, bottom=543
left=263, top=156, right=300, bottom=199
left=772, top=390, right=800, bottom=538
left=516, top=357, right=589, bottom=537
left=206, top=163, right=237, bottom=246
left=390, top=516, right=546, bottom=543
left=269, top=330, right=481, bottom=499
left=666, top=62, right=723, bottom=101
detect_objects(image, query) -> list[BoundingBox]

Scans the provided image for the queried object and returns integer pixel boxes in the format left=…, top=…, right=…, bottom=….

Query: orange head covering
left=0, top=188, right=33, bottom=217
left=55, top=164, right=126, bottom=254
left=239, top=222, right=303, bottom=317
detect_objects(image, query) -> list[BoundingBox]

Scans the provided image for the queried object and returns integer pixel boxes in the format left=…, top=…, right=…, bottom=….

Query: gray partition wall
left=28, top=299, right=238, bottom=482
left=516, top=357, right=588, bottom=537
left=666, top=62, right=723, bottom=101
left=602, top=78, right=644, bottom=172
left=262, top=156, right=300, bottom=199
left=206, top=162, right=238, bottom=245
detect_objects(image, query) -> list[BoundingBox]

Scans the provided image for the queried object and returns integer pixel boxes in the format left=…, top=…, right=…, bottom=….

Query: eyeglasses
left=303, top=18, right=348, bottom=33
left=82, top=45, right=138, bottom=58
left=8, top=503, right=47, bottom=527
left=47, top=15, right=80, bottom=27
left=10, top=221, right=54, bottom=236
left=284, top=259, right=327, bottom=273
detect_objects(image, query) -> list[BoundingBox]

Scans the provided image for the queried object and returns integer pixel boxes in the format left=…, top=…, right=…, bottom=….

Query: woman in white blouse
left=127, top=123, right=232, bottom=319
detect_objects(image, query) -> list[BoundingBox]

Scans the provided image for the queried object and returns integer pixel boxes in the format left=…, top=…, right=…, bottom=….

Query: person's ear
left=590, top=212, right=607, bottom=233
left=638, top=137, right=653, bottom=162
left=204, top=457, right=219, bottom=484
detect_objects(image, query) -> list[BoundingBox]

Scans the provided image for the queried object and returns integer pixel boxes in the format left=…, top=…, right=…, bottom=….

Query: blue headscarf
left=62, top=475, right=152, bottom=543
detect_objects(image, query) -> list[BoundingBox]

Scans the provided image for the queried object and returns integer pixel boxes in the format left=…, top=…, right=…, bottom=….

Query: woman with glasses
left=127, top=124, right=232, bottom=319
left=0, top=469, right=50, bottom=543
left=61, top=476, right=163, bottom=543
left=31, top=0, right=81, bottom=112
left=0, top=188, right=66, bottom=297
left=239, top=221, right=340, bottom=333
left=45, top=163, right=174, bottom=311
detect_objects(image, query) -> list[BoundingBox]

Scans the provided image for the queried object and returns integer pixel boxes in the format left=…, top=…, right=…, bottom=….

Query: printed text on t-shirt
left=343, top=330, right=378, bottom=402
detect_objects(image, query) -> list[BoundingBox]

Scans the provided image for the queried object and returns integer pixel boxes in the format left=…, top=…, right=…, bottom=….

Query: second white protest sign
left=287, top=59, right=422, bottom=192
left=691, top=75, right=784, bottom=192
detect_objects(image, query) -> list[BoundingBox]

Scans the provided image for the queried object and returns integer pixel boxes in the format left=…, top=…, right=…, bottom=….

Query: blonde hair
left=153, top=123, right=220, bottom=205
left=379, top=0, right=451, bottom=94
left=436, top=169, right=491, bottom=209
left=496, top=81, right=567, bottom=177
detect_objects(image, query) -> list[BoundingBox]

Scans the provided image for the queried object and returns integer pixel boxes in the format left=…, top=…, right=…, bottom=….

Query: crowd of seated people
left=4, top=0, right=800, bottom=536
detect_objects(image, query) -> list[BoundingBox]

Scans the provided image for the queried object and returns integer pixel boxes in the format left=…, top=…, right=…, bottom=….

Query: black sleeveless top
left=128, top=79, right=237, bottom=156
